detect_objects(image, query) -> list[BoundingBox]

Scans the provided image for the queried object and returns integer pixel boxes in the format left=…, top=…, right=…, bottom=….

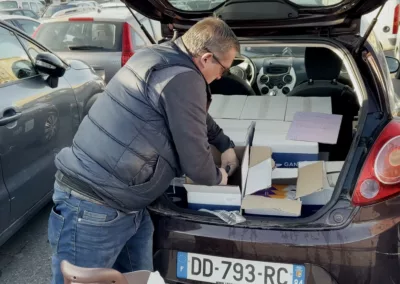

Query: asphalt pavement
left=1, top=60, right=400, bottom=284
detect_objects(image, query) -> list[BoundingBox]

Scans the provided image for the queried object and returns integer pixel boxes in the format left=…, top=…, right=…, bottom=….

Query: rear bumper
left=151, top=208, right=400, bottom=284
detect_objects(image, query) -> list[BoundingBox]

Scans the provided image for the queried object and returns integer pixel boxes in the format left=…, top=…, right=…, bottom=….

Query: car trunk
left=147, top=35, right=377, bottom=228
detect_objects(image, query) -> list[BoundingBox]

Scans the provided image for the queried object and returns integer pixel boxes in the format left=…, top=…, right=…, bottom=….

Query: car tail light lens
left=352, top=120, right=400, bottom=206
left=69, top=17, right=93, bottom=21
left=393, top=4, right=400, bottom=34
left=121, top=22, right=134, bottom=66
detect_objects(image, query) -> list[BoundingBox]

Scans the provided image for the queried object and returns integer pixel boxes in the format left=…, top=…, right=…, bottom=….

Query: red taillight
left=393, top=4, right=400, bottom=34
left=121, top=22, right=134, bottom=66
left=69, top=17, right=93, bottom=21
left=352, top=120, right=400, bottom=206
left=32, top=24, right=43, bottom=38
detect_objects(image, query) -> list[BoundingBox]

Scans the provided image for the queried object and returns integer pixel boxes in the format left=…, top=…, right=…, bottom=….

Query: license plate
left=177, top=252, right=305, bottom=284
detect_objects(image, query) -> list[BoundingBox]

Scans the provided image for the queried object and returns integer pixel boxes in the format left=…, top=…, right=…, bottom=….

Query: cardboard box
left=214, top=119, right=255, bottom=146
left=241, top=147, right=302, bottom=217
left=183, top=145, right=250, bottom=211
left=285, top=97, right=332, bottom=122
left=242, top=147, right=340, bottom=217
left=240, top=96, right=287, bottom=121
left=252, top=121, right=318, bottom=168
left=208, top=95, right=247, bottom=119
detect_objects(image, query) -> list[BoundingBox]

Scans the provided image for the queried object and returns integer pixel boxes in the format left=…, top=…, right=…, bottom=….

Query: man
left=48, top=16, right=240, bottom=283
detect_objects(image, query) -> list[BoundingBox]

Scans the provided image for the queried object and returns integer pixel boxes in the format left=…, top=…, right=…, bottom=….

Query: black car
left=126, top=0, right=400, bottom=283
left=0, top=8, right=39, bottom=19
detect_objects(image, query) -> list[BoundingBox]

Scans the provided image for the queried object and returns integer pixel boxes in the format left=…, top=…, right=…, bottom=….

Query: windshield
left=42, top=4, right=77, bottom=18
left=167, top=0, right=343, bottom=11
left=35, top=21, right=122, bottom=52
left=0, top=1, right=18, bottom=9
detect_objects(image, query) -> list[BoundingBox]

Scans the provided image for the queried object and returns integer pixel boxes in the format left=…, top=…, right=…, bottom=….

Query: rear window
left=0, top=1, right=18, bottom=9
left=35, top=21, right=122, bottom=52
left=42, top=4, right=77, bottom=18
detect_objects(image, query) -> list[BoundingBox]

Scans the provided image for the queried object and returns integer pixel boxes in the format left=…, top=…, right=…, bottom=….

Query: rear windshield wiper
left=68, top=45, right=112, bottom=51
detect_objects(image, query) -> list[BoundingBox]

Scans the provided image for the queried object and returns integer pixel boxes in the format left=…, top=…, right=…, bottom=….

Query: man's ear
left=201, top=52, right=213, bottom=63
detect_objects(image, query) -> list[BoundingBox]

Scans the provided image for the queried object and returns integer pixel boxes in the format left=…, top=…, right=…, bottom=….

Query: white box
left=285, top=97, right=332, bottom=122
left=240, top=96, right=287, bottom=121
left=183, top=145, right=250, bottom=211
left=215, top=119, right=255, bottom=146
left=208, top=95, right=247, bottom=119
left=253, top=121, right=318, bottom=168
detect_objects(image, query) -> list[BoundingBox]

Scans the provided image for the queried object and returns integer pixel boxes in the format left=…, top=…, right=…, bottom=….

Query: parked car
left=0, top=8, right=40, bottom=19
left=34, top=8, right=161, bottom=83
left=0, top=19, right=105, bottom=246
left=123, top=0, right=400, bottom=283
left=0, top=14, right=39, bottom=34
left=360, top=0, right=400, bottom=51
left=99, top=1, right=125, bottom=9
left=40, top=2, right=92, bottom=19
left=0, top=0, right=45, bottom=15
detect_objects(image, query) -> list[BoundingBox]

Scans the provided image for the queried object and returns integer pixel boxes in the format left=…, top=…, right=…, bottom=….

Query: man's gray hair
left=182, top=16, right=240, bottom=58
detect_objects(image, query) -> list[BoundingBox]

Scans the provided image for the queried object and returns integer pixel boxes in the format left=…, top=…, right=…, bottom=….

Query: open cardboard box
left=183, top=145, right=250, bottom=211
left=242, top=147, right=341, bottom=217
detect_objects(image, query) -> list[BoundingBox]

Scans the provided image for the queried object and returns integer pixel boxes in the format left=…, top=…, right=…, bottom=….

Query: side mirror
left=385, top=56, right=400, bottom=74
left=35, top=52, right=65, bottom=77
left=35, top=52, right=66, bottom=88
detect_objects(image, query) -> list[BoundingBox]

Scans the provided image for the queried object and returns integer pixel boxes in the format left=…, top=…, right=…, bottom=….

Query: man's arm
left=206, top=113, right=233, bottom=153
left=160, top=70, right=222, bottom=185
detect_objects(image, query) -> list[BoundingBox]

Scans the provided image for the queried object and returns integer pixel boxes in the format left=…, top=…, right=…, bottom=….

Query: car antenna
left=354, top=4, right=385, bottom=54
left=122, top=1, right=157, bottom=44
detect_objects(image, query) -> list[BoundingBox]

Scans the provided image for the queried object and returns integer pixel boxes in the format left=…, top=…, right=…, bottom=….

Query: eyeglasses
left=204, top=48, right=230, bottom=76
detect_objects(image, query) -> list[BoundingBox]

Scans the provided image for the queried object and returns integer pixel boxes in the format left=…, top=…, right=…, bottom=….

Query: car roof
left=0, top=14, right=39, bottom=21
left=41, top=8, right=133, bottom=22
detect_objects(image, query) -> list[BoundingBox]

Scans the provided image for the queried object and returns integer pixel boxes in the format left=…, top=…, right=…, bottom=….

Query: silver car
left=33, top=8, right=161, bottom=83
left=0, top=19, right=105, bottom=246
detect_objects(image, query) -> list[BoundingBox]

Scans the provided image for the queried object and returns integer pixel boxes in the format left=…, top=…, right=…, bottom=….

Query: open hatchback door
left=122, top=0, right=387, bottom=35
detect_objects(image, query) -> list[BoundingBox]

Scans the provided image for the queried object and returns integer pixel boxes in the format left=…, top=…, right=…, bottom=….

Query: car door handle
left=0, top=108, right=22, bottom=126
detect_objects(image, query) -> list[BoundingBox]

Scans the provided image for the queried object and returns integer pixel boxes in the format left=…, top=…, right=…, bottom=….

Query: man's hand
left=218, top=168, right=228, bottom=185
left=221, top=148, right=239, bottom=176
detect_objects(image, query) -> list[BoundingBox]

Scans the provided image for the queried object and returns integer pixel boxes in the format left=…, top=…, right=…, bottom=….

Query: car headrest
left=305, top=47, right=343, bottom=81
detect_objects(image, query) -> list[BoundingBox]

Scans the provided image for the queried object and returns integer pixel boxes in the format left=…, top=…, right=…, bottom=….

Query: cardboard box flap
left=244, top=146, right=273, bottom=196
left=296, top=161, right=324, bottom=198
left=241, top=145, right=250, bottom=193
left=242, top=195, right=302, bottom=216
left=249, top=146, right=273, bottom=167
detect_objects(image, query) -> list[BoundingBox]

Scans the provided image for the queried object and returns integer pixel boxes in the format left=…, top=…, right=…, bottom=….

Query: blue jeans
left=48, top=181, right=154, bottom=284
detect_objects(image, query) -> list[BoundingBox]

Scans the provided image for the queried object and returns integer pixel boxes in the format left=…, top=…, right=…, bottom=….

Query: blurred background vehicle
left=99, top=1, right=124, bottom=9
left=40, top=1, right=97, bottom=19
left=0, top=14, right=39, bottom=34
left=0, top=8, right=39, bottom=19
left=34, top=7, right=161, bottom=83
left=0, top=0, right=45, bottom=15
left=360, top=0, right=400, bottom=51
